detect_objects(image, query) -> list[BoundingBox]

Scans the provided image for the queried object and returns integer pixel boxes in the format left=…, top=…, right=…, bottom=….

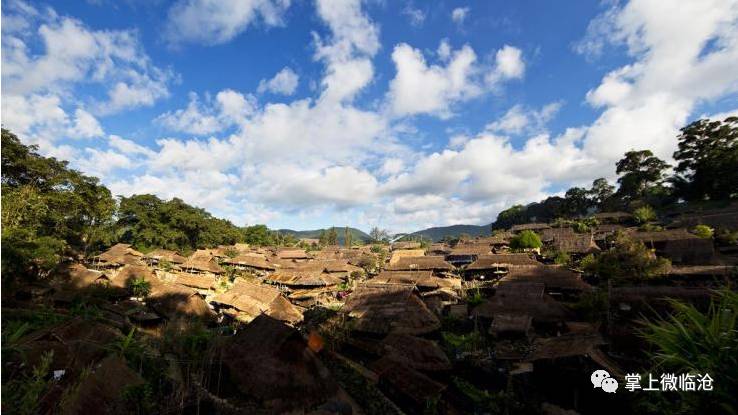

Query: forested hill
left=277, top=227, right=372, bottom=244
left=407, top=224, right=491, bottom=242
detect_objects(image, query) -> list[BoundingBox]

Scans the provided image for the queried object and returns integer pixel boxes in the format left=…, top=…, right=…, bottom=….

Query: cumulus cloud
left=164, top=0, right=291, bottom=46
left=156, top=90, right=257, bottom=135
left=402, top=4, right=426, bottom=27
left=387, top=41, right=524, bottom=117
left=1, top=0, right=172, bottom=153
left=485, top=102, right=562, bottom=135
left=451, top=7, right=470, bottom=25
left=257, top=67, right=299, bottom=95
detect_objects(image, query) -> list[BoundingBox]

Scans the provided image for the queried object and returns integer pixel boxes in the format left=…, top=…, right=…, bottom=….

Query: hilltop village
left=4, top=203, right=737, bottom=414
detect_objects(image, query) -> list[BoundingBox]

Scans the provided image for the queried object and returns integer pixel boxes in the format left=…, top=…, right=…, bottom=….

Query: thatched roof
left=343, top=284, right=440, bottom=335
left=182, top=257, right=225, bottom=274
left=93, top=243, right=145, bottom=266
left=389, top=249, right=427, bottom=264
left=221, top=314, right=338, bottom=411
left=277, top=248, right=310, bottom=259
left=466, top=254, right=541, bottom=270
left=392, top=241, right=422, bottom=250
left=668, top=265, right=736, bottom=276
left=267, top=270, right=343, bottom=287
left=222, top=254, right=275, bottom=270
left=629, top=228, right=703, bottom=242
left=490, top=314, right=532, bottom=335
left=629, top=229, right=715, bottom=263
left=371, top=357, right=446, bottom=404
left=540, top=227, right=575, bottom=242
left=371, top=270, right=461, bottom=290
left=593, top=211, right=632, bottom=221
left=610, top=286, right=714, bottom=303
left=148, top=282, right=214, bottom=320
left=476, top=232, right=514, bottom=245
left=63, top=263, right=111, bottom=289
left=382, top=333, right=451, bottom=371
left=473, top=294, right=571, bottom=322
left=386, top=256, right=454, bottom=271
left=511, top=223, right=551, bottom=232
left=551, top=234, right=601, bottom=254
left=593, top=224, right=623, bottom=240
left=109, top=265, right=160, bottom=290
left=428, top=243, right=451, bottom=254
left=448, top=243, right=492, bottom=256
left=171, top=272, right=216, bottom=290
left=144, top=248, right=187, bottom=264
left=211, top=279, right=303, bottom=324
left=524, top=334, right=606, bottom=361
left=495, top=281, right=545, bottom=299
left=668, top=209, right=738, bottom=231
left=501, top=266, right=592, bottom=292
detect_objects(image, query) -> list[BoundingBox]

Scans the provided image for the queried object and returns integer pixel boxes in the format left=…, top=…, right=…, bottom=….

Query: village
left=5, top=202, right=736, bottom=414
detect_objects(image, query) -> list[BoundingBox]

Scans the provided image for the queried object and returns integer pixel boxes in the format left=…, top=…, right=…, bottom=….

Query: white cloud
left=156, top=90, right=257, bottom=135
left=451, top=7, right=470, bottom=25
left=402, top=5, right=426, bottom=27
left=109, top=135, right=155, bottom=157
left=387, top=41, right=524, bottom=117
left=485, top=102, right=562, bottom=135
left=164, top=0, right=291, bottom=46
left=257, top=67, right=299, bottom=95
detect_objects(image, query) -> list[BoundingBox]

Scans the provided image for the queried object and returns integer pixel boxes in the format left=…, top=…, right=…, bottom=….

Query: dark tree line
left=493, top=117, right=738, bottom=229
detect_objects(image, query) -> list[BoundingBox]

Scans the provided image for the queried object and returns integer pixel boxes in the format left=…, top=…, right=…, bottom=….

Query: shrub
left=509, top=230, right=542, bottom=250
left=583, top=231, right=670, bottom=280
left=692, top=224, right=714, bottom=239
left=633, top=205, right=657, bottom=224
left=552, top=250, right=570, bottom=265
left=128, top=277, right=151, bottom=298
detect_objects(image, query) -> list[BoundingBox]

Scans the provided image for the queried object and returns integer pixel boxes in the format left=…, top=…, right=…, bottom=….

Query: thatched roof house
left=170, top=272, right=216, bottom=291
left=267, top=269, right=343, bottom=287
left=371, top=356, right=446, bottom=406
left=495, top=281, right=545, bottom=299
left=211, top=279, right=303, bottom=324
left=181, top=255, right=225, bottom=275
left=500, top=266, right=592, bottom=293
left=593, top=211, right=632, bottom=223
left=144, top=248, right=187, bottom=264
left=147, top=282, right=214, bottom=321
left=511, top=223, right=551, bottom=233
left=92, top=243, right=145, bottom=267
left=63, top=263, right=112, bottom=290
left=371, top=270, right=460, bottom=290
left=221, top=254, right=275, bottom=271
left=109, top=265, right=159, bottom=291
left=489, top=314, right=532, bottom=337
left=382, top=333, right=451, bottom=371
left=221, top=314, right=338, bottom=412
left=524, top=334, right=606, bottom=361
left=389, top=249, right=426, bottom=264
left=342, top=284, right=440, bottom=335
left=473, top=294, right=571, bottom=323
left=540, top=227, right=575, bottom=242
left=392, top=241, right=422, bottom=250
left=466, top=254, right=541, bottom=271
left=629, top=228, right=714, bottom=264
left=550, top=234, right=601, bottom=255
left=386, top=256, right=454, bottom=272
left=277, top=248, right=310, bottom=260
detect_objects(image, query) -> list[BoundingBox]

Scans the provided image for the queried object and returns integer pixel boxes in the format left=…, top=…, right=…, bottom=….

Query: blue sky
left=3, top=0, right=738, bottom=232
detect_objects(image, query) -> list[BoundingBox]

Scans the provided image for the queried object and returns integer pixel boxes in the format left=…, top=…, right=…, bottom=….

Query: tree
left=692, top=225, right=714, bottom=239
left=509, top=230, right=542, bottom=251
left=564, top=186, right=592, bottom=217
left=615, top=150, right=670, bottom=201
left=369, top=226, right=389, bottom=243
left=638, top=290, right=738, bottom=413
left=672, top=117, right=738, bottom=201
left=632, top=205, right=657, bottom=224
left=588, top=178, right=615, bottom=208
left=320, top=228, right=338, bottom=245
left=344, top=226, right=352, bottom=248
left=582, top=232, right=670, bottom=280
left=494, top=205, right=527, bottom=229
left=242, top=225, right=274, bottom=246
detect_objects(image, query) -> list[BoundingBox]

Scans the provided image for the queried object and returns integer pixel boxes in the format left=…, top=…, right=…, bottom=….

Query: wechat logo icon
left=591, top=369, right=618, bottom=393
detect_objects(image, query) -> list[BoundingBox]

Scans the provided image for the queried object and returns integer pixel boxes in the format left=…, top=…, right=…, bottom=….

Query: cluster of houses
left=28, top=204, right=738, bottom=413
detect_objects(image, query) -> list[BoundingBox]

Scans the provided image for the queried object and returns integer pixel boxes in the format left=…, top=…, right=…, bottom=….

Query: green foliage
left=117, top=194, right=244, bottom=253
left=716, top=229, right=738, bottom=246
left=572, top=290, right=609, bottom=322
left=2, top=129, right=115, bottom=279
left=452, top=377, right=509, bottom=414
left=638, top=223, right=663, bottom=232
left=466, top=289, right=484, bottom=307
left=242, top=224, right=275, bottom=246
left=639, top=290, right=738, bottom=413
left=441, top=331, right=484, bottom=355
left=552, top=250, right=571, bottom=265
left=633, top=205, right=657, bottom=224
left=319, top=227, right=338, bottom=245
left=128, top=277, right=151, bottom=298
left=583, top=232, right=671, bottom=280
left=692, top=224, right=714, bottom=239
left=495, top=204, right=527, bottom=229
left=509, top=230, right=542, bottom=250
left=615, top=150, right=670, bottom=202
left=672, top=117, right=738, bottom=201
left=2, top=350, right=54, bottom=415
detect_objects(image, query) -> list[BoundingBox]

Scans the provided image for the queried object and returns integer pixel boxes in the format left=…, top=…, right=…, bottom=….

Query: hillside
left=408, top=223, right=492, bottom=242
left=277, top=227, right=372, bottom=244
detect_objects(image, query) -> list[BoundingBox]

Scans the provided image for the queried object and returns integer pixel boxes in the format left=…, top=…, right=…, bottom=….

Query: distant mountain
left=277, top=227, right=372, bottom=244
left=407, top=223, right=492, bottom=242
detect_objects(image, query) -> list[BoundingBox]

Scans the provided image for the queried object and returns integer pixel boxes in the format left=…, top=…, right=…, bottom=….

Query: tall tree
left=563, top=187, right=592, bottom=217
left=588, top=178, right=615, bottom=208
left=615, top=150, right=670, bottom=202
left=672, top=117, right=738, bottom=201
left=369, top=226, right=388, bottom=243
left=344, top=226, right=352, bottom=247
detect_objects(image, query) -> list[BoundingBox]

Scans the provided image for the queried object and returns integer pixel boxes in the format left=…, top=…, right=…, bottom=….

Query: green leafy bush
left=509, top=230, right=542, bottom=250
left=633, top=205, right=657, bottom=224
left=692, top=224, right=714, bottom=239
left=583, top=232, right=670, bottom=280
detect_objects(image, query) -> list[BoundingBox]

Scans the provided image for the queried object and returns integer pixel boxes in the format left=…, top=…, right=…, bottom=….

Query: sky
left=2, top=0, right=738, bottom=233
